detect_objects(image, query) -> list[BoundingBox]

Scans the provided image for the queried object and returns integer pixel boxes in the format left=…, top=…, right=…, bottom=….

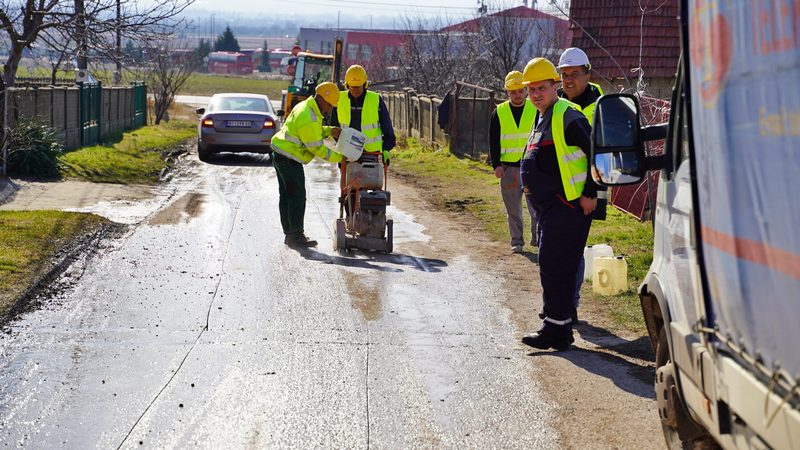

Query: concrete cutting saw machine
left=334, top=129, right=393, bottom=253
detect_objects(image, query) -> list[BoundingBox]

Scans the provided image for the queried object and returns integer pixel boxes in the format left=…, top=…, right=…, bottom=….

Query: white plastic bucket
left=584, top=244, right=614, bottom=281
left=336, top=127, right=365, bottom=162
left=592, top=256, right=628, bottom=296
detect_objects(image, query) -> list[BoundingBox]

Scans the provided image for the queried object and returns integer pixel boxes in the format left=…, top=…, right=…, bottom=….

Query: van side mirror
left=591, top=94, right=646, bottom=185
left=277, top=109, right=285, bottom=117
left=195, top=107, right=205, bottom=115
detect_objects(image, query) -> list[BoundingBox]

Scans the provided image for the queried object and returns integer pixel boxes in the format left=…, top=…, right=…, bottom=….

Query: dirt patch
left=442, top=197, right=483, bottom=212
left=148, top=192, right=205, bottom=225
left=389, top=175, right=664, bottom=449
left=343, top=272, right=382, bottom=322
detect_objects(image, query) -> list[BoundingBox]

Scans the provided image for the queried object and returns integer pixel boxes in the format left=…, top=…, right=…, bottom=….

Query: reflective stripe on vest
left=551, top=98, right=588, bottom=201
left=338, top=91, right=383, bottom=152
left=497, top=100, right=535, bottom=163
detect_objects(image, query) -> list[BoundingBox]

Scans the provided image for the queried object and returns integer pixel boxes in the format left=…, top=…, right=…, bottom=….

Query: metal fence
left=381, top=81, right=500, bottom=161
left=80, top=82, right=102, bottom=146
left=451, top=82, right=498, bottom=160
left=132, top=82, right=147, bottom=127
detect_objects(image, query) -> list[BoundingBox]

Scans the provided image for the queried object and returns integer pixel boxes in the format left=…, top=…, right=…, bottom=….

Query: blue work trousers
left=537, top=197, right=592, bottom=325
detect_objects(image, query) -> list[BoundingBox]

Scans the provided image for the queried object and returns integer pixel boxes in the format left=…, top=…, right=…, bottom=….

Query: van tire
left=656, top=328, right=719, bottom=450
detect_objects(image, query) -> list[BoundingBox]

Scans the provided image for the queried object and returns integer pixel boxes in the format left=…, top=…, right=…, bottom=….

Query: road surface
left=1, top=155, right=563, bottom=448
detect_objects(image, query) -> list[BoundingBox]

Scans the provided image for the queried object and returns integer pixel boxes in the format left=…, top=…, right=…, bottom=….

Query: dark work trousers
left=534, top=196, right=592, bottom=334
left=272, top=152, right=307, bottom=236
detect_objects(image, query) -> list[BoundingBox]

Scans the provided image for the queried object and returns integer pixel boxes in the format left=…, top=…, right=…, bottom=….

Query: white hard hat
left=558, top=47, right=591, bottom=69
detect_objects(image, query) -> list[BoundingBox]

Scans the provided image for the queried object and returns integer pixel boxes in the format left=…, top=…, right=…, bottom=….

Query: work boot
left=284, top=234, right=318, bottom=248
left=522, top=328, right=574, bottom=351
left=522, top=322, right=575, bottom=351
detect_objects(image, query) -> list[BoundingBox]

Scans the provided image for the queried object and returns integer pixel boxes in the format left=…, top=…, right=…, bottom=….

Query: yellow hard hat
left=344, top=65, right=368, bottom=87
left=504, top=71, right=525, bottom=90
left=315, top=81, right=340, bottom=107
left=522, top=58, right=561, bottom=84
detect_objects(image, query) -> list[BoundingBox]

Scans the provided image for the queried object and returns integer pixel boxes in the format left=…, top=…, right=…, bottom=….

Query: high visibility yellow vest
left=497, top=99, right=535, bottom=163
left=272, top=97, right=342, bottom=164
left=551, top=98, right=588, bottom=201
left=338, top=91, right=382, bottom=152
left=576, top=82, right=604, bottom=127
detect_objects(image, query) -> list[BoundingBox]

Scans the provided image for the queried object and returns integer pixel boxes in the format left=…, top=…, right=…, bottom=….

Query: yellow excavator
left=279, top=39, right=343, bottom=117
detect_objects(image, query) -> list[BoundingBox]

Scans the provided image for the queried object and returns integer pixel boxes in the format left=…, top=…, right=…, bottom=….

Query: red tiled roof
left=442, top=6, right=566, bottom=33
left=569, top=0, right=679, bottom=79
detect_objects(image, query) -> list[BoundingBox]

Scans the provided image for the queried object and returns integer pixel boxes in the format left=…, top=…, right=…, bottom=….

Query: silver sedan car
left=196, top=93, right=279, bottom=161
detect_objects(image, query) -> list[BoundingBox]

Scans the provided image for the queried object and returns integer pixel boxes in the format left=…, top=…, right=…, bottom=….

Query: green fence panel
left=132, top=81, right=147, bottom=127
left=79, top=81, right=101, bottom=146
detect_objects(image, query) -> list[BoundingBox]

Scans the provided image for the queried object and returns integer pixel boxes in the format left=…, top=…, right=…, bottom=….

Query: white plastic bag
left=336, top=127, right=365, bottom=162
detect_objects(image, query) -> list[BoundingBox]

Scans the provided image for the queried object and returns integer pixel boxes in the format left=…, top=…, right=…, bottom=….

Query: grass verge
left=59, top=119, right=196, bottom=184
left=0, top=211, right=108, bottom=317
left=179, top=74, right=287, bottom=99
left=15, top=67, right=286, bottom=101
left=391, top=138, right=653, bottom=333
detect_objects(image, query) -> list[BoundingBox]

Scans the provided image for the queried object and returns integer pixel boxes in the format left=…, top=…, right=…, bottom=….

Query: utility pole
left=113, top=0, right=122, bottom=84
left=75, top=0, right=87, bottom=71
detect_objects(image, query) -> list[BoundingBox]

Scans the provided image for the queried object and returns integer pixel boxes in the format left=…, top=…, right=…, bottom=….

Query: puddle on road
left=148, top=193, right=206, bottom=225
left=385, top=206, right=431, bottom=245
left=66, top=188, right=174, bottom=225
left=343, top=272, right=382, bottom=321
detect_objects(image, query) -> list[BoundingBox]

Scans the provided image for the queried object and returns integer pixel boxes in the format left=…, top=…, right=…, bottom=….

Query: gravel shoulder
left=389, top=178, right=665, bottom=449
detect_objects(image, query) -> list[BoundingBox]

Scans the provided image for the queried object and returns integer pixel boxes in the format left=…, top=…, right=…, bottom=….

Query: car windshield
left=211, top=97, right=271, bottom=113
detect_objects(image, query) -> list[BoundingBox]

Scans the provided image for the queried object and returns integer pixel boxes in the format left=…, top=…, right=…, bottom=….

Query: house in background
left=441, top=6, right=571, bottom=61
left=568, top=0, right=680, bottom=99
left=567, top=0, right=679, bottom=221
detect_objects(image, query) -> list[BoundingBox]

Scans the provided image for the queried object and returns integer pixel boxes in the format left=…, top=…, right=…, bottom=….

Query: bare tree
left=398, top=15, right=480, bottom=95
left=144, top=35, right=200, bottom=125
left=398, top=5, right=570, bottom=95
left=0, top=0, right=194, bottom=87
left=35, top=27, right=77, bottom=84
left=362, top=44, right=403, bottom=84
left=474, top=9, right=537, bottom=85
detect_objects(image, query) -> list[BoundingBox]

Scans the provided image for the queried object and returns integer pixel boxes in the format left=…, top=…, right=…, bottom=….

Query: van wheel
left=655, top=328, right=719, bottom=450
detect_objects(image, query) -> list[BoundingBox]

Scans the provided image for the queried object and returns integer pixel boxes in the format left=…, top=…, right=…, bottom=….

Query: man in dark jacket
left=519, top=58, right=599, bottom=351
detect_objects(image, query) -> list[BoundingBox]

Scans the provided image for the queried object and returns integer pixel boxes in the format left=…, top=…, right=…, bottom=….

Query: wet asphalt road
left=0, top=155, right=558, bottom=448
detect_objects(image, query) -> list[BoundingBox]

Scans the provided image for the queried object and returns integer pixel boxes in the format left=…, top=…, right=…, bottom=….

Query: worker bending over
left=271, top=82, right=345, bottom=248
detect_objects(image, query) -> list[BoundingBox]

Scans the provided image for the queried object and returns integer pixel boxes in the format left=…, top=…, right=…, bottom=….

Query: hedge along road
left=0, top=151, right=569, bottom=448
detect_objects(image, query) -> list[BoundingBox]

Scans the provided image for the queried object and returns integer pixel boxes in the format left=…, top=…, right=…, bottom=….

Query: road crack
left=116, top=193, right=244, bottom=449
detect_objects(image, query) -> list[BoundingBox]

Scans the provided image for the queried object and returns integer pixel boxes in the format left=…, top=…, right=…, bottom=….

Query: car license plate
left=226, top=120, right=251, bottom=127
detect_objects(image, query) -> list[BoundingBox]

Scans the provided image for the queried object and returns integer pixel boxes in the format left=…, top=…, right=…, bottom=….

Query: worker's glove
left=383, top=150, right=391, bottom=166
